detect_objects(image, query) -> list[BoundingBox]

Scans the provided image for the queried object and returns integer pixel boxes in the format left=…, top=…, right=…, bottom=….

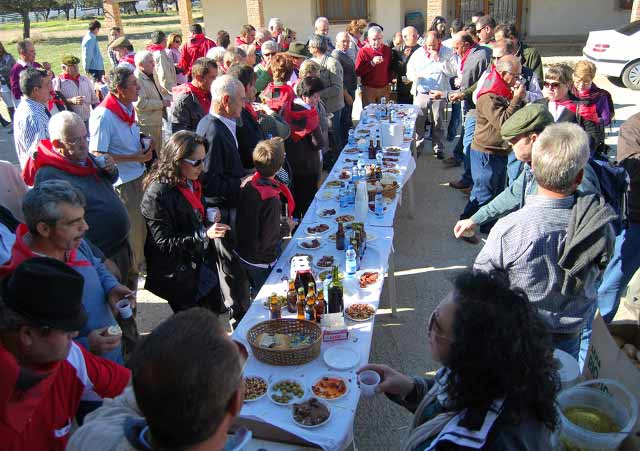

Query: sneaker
left=436, top=151, right=444, bottom=160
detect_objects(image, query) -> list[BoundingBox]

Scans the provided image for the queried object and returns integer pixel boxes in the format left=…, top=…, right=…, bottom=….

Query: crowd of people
left=0, top=11, right=638, bottom=451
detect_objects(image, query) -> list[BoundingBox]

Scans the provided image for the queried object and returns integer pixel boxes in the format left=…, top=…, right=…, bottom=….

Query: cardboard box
left=582, top=313, right=640, bottom=450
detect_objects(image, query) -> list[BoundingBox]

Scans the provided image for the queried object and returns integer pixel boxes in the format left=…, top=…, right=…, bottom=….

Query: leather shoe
left=460, top=187, right=471, bottom=195
left=442, top=157, right=461, bottom=167
left=449, top=180, right=471, bottom=190
left=460, top=234, right=480, bottom=244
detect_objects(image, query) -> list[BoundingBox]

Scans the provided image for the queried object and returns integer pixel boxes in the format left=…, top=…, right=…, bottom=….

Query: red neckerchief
left=571, top=84, right=606, bottom=124
left=459, top=43, right=478, bottom=72
left=244, top=102, right=259, bottom=121
left=60, top=73, right=80, bottom=85
left=120, top=53, right=136, bottom=66
left=146, top=43, right=165, bottom=52
left=100, top=93, right=136, bottom=127
left=48, top=91, right=66, bottom=112
left=186, top=82, right=211, bottom=112
left=283, top=101, right=320, bottom=143
left=235, top=36, right=248, bottom=46
left=250, top=173, right=295, bottom=216
left=0, top=343, right=60, bottom=435
left=476, top=65, right=513, bottom=101
left=262, top=82, right=295, bottom=113
left=364, top=43, right=386, bottom=57
left=176, top=180, right=205, bottom=219
left=22, top=139, right=98, bottom=186
left=0, top=224, right=91, bottom=279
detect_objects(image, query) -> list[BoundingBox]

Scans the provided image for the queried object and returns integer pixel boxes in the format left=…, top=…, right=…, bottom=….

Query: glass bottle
left=315, top=282, right=326, bottom=322
left=336, top=222, right=345, bottom=251
left=286, top=279, right=297, bottom=313
left=328, top=266, right=344, bottom=313
left=296, top=287, right=305, bottom=320
left=368, top=138, right=376, bottom=160
left=269, top=293, right=281, bottom=319
left=304, top=299, right=316, bottom=321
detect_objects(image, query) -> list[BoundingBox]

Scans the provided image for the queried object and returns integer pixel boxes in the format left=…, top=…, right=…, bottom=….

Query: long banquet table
left=231, top=104, right=419, bottom=450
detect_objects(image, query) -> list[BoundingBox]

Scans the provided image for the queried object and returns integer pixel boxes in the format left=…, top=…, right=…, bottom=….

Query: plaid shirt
left=474, top=195, right=595, bottom=333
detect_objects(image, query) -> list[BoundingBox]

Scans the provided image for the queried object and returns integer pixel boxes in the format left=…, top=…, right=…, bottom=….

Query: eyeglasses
left=427, top=308, right=456, bottom=343
left=182, top=158, right=204, bottom=167
left=544, top=81, right=561, bottom=89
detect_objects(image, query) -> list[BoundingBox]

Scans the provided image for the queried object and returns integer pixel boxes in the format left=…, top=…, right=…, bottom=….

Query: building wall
left=527, top=0, right=630, bottom=37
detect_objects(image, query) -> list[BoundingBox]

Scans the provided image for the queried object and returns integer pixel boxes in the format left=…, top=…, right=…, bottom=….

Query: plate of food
left=244, top=376, right=268, bottom=402
left=292, top=398, right=332, bottom=428
left=384, top=147, right=403, bottom=155
left=261, top=295, right=288, bottom=309
left=383, top=168, right=401, bottom=175
left=325, top=180, right=343, bottom=188
left=368, top=202, right=388, bottom=215
left=306, top=223, right=331, bottom=235
left=268, top=379, right=306, bottom=406
left=316, top=190, right=338, bottom=201
left=297, top=238, right=322, bottom=250
left=311, top=375, right=349, bottom=401
left=314, top=255, right=335, bottom=269
left=357, top=271, right=381, bottom=289
left=317, top=208, right=337, bottom=218
left=345, top=303, right=376, bottom=321
left=383, top=156, right=399, bottom=163
left=343, top=147, right=360, bottom=154
left=335, top=214, right=355, bottom=224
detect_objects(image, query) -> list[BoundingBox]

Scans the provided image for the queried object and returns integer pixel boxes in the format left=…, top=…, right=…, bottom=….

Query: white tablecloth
left=232, top=104, right=417, bottom=450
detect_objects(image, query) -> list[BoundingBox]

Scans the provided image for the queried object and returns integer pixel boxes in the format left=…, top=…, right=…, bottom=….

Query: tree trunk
left=64, top=5, right=70, bottom=20
left=132, top=3, right=138, bottom=15
left=73, top=3, right=77, bottom=19
left=158, top=0, right=164, bottom=13
left=21, top=11, right=31, bottom=39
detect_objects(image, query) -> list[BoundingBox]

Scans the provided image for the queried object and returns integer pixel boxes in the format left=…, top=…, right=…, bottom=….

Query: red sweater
left=179, top=34, right=216, bottom=77
left=355, top=44, right=392, bottom=89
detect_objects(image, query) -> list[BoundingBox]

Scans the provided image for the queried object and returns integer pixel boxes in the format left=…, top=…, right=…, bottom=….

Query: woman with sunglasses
left=141, top=131, right=231, bottom=313
left=542, top=63, right=601, bottom=154
left=358, top=270, right=559, bottom=451
left=166, top=33, right=187, bottom=85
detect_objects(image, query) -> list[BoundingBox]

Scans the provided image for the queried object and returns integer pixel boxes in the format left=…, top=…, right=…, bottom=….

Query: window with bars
left=318, top=0, right=368, bottom=22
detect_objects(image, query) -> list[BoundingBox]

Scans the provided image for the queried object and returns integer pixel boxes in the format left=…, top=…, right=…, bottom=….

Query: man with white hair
left=196, top=75, right=250, bottom=322
left=309, top=17, right=334, bottom=52
left=133, top=50, right=170, bottom=156
left=332, top=31, right=358, bottom=145
left=391, top=26, right=420, bottom=105
left=406, top=31, right=456, bottom=159
left=254, top=40, right=277, bottom=94
left=475, top=122, right=616, bottom=360
left=355, top=26, right=392, bottom=106
left=254, top=27, right=272, bottom=64
left=268, top=18, right=284, bottom=50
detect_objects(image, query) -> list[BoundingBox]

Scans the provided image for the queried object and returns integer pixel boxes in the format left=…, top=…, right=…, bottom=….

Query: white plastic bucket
left=557, top=378, right=638, bottom=450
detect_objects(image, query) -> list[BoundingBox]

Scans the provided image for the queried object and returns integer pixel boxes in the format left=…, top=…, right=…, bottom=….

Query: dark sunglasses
left=544, top=81, right=561, bottom=89
left=182, top=158, right=204, bottom=167
left=427, top=308, right=455, bottom=342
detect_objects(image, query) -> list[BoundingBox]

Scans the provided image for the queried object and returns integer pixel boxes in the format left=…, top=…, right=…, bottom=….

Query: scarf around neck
left=250, top=172, right=295, bottom=216
left=60, top=73, right=80, bottom=84
left=187, top=82, right=211, bottom=113
left=21, top=139, right=98, bottom=186
left=459, top=43, right=478, bottom=72
left=476, top=65, right=513, bottom=101
left=283, top=100, right=319, bottom=142
left=176, top=180, right=205, bottom=219
left=146, top=43, right=165, bottom=52
left=100, top=93, right=136, bottom=127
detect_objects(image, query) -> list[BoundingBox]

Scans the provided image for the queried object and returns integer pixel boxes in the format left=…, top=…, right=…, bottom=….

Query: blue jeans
left=447, top=101, right=461, bottom=140
left=457, top=115, right=476, bottom=188
left=596, top=223, right=640, bottom=323
left=507, top=152, right=524, bottom=186
left=453, top=125, right=465, bottom=162
left=463, top=150, right=507, bottom=219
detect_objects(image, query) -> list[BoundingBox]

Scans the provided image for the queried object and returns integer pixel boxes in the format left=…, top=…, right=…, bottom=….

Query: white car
left=583, top=20, right=640, bottom=90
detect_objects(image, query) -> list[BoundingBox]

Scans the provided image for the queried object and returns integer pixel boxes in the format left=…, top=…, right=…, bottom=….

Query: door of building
left=455, top=0, right=524, bottom=34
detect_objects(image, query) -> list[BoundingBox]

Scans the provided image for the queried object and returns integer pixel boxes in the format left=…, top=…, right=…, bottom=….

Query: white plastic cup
left=142, top=137, right=152, bottom=151
left=116, top=299, right=133, bottom=319
left=94, top=155, right=107, bottom=168
left=358, top=370, right=381, bottom=398
left=206, top=207, right=219, bottom=223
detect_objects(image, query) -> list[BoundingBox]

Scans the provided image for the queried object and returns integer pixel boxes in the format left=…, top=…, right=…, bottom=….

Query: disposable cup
left=206, top=207, right=219, bottom=223
left=142, top=137, right=152, bottom=151
left=116, top=299, right=133, bottom=319
left=358, top=370, right=381, bottom=398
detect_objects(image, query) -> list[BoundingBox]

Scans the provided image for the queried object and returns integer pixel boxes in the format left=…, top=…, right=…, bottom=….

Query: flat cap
left=109, top=36, right=131, bottom=49
left=501, top=103, right=554, bottom=141
left=61, top=55, right=80, bottom=65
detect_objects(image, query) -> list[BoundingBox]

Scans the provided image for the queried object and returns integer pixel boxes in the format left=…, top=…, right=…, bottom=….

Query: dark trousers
left=241, top=260, right=273, bottom=298
left=292, top=172, right=320, bottom=219
left=214, top=231, right=250, bottom=322
left=87, top=69, right=105, bottom=82
left=462, top=150, right=507, bottom=223
left=447, top=101, right=462, bottom=140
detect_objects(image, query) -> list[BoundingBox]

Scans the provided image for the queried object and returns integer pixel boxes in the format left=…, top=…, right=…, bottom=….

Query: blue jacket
left=82, top=31, right=104, bottom=71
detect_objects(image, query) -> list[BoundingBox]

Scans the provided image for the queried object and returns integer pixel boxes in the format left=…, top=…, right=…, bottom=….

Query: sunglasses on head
left=182, top=158, right=204, bottom=167
left=544, top=81, right=561, bottom=89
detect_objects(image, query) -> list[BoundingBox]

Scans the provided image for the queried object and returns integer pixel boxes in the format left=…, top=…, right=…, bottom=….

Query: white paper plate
left=305, top=223, right=332, bottom=235
left=243, top=376, right=268, bottom=402
left=323, top=346, right=360, bottom=370
left=310, top=374, right=350, bottom=401
left=297, top=238, right=323, bottom=250
left=356, top=270, right=383, bottom=290
left=317, top=208, right=337, bottom=218
left=344, top=303, right=376, bottom=322
left=291, top=398, right=332, bottom=428
left=315, top=190, right=339, bottom=201
left=268, top=378, right=306, bottom=406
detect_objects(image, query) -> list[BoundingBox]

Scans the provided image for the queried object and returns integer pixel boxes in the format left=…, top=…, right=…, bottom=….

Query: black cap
left=3, top=257, right=87, bottom=331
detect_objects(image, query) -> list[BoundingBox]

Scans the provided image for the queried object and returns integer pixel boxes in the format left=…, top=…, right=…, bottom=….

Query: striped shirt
left=13, top=97, right=50, bottom=169
left=474, top=195, right=595, bottom=333
left=52, top=76, right=99, bottom=122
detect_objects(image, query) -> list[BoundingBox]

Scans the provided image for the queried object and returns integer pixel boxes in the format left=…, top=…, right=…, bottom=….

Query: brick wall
left=426, top=0, right=445, bottom=29
left=246, top=0, right=265, bottom=28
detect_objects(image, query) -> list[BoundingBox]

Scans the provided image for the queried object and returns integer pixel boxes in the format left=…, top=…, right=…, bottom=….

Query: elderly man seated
left=67, top=308, right=244, bottom=450
left=0, top=180, right=133, bottom=364
left=474, top=123, right=616, bottom=360
left=0, top=257, right=130, bottom=451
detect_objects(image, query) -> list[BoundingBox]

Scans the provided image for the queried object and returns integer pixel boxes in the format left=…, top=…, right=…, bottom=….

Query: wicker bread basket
left=246, top=318, right=322, bottom=366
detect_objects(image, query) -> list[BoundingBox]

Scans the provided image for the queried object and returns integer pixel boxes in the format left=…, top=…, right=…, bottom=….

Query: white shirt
left=406, top=46, right=456, bottom=97
left=211, top=113, right=238, bottom=148
left=547, top=101, right=566, bottom=122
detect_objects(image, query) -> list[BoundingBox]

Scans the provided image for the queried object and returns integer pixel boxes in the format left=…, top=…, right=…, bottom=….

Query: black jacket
left=171, top=91, right=206, bottom=133
left=391, top=44, right=420, bottom=100
left=196, top=115, right=246, bottom=209
left=141, top=181, right=212, bottom=308
left=237, top=107, right=265, bottom=170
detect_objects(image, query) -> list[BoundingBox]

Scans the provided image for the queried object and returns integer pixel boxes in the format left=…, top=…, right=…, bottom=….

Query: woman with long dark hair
left=429, top=16, right=448, bottom=41
left=141, top=131, right=230, bottom=313
left=359, top=270, right=559, bottom=450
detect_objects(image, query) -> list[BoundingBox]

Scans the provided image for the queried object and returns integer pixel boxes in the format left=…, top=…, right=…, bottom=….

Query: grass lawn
left=0, top=9, right=203, bottom=74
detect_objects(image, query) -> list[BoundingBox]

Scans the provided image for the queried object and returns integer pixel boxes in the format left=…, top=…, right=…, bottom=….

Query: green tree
left=0, top=0, right=52, bottom=38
